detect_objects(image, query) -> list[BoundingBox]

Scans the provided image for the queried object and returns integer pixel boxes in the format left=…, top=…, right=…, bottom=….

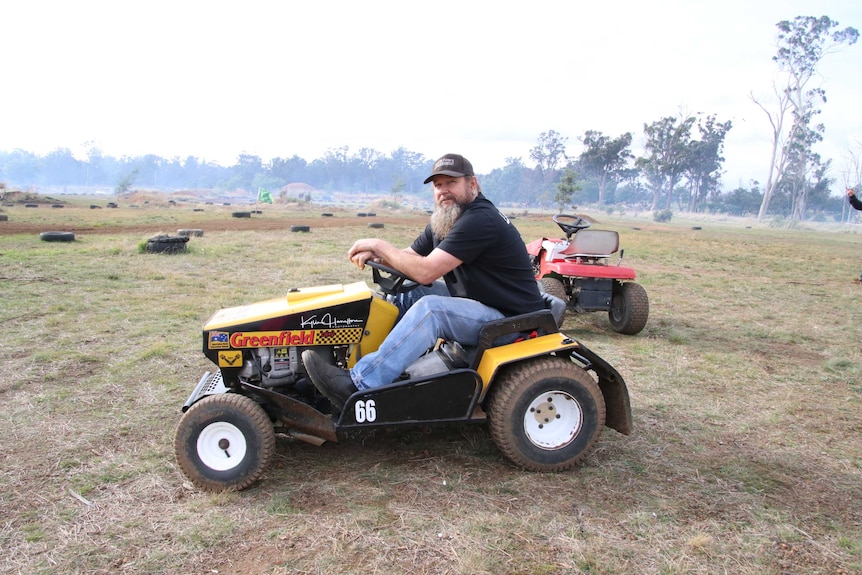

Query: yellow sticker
left=218, top=350, right=243, bottom=368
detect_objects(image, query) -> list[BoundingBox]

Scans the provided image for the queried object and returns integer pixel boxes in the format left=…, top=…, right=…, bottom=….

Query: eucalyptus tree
left=350, top=147, right=383, bottom=192
left=0, top=150, right=41, bottom=187
left=530, top=130, right=568, bottom=204
left=320, top=146, right=351, bottom=190
left=386, top=147, right=428, bottom=195
left=530, top=130, right=569, bottom=172
left=135, top=154, right=165, bottom=188
left=785, top=109, right=826, bottom=220
left=269, top=154, right=309, bottom=187
left=481, top=156, right=542, bottom=205
left=84, top=143, right=104, bottom=186
left=715, top=183, right=764, bottom=216
left=684, top=115, right=732, bottom=212
left=578, top=130, right=634, bottom=204
left=41, top=148, right=82, bottom=185
left=753, top=15, right=858, bottom=220
left=637, top=115, right=695, bottom=211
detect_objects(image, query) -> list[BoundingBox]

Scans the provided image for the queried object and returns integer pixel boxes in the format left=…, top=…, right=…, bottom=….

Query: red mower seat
left=561, top=230, right=619, bottom=257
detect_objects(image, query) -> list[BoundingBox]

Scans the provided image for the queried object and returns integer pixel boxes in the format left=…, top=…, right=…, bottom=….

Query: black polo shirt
left=411, top=193, right=544, bottom=317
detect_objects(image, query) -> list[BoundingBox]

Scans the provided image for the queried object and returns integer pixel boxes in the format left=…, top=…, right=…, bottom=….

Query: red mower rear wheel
left=609, top=282, right=649, bottom=335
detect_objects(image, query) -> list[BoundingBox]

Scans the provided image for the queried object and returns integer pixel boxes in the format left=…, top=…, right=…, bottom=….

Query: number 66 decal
left=354, top=399, right=377, bottom=423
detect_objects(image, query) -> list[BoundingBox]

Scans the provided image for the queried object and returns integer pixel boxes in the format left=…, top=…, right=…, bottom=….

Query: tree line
left=1, top=16, right=858, bottom=222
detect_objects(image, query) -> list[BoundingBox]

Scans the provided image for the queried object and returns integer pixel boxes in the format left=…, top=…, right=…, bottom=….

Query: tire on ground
left=177, top=228, right=204, bottom=237
left=40, top=231, right=75, bottom=242
left=368, top=222, right=384, bottom=229
left=232, top=211, right=251, bottom=218
left=290, top=225, right=310, bottom=232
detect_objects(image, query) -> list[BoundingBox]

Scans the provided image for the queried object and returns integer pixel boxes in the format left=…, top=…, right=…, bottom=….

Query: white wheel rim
left=197, top=421, right=248, bottom=471
left=524, top=391, right=582, bottom=450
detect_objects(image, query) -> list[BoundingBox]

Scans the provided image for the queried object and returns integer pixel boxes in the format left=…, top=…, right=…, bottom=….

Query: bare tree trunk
left=753, top=88, right=792, bottom=220
left=650, top=183, right=662, bottom=212
left=597, top=172, right=608, bottom=204
left=664, top=175, right=676, bottom=210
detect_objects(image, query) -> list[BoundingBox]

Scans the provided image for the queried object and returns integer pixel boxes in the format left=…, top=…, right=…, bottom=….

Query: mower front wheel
left=487, top=357, right=605, bottom=471
left=175, top=393, right=275, bottom=492
left=609, top=282, right=649, bottom=335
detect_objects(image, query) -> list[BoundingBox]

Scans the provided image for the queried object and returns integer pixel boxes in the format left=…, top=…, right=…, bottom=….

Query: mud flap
left=569, top=344, right=633, bottom=435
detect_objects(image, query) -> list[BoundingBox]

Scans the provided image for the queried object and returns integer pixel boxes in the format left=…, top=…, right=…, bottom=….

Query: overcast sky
left=2, top=0, right=861, bottom=191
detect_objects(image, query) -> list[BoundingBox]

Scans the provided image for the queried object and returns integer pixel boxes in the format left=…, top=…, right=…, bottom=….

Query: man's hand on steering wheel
left=350, top=250, right=379, bottom=270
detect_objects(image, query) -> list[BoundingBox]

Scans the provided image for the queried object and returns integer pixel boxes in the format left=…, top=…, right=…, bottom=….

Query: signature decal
left=300, top=313, right=364, bottom=329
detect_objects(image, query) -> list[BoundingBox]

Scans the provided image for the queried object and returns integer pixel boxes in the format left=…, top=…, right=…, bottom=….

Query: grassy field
left=1, top=197, right=861, bottom=575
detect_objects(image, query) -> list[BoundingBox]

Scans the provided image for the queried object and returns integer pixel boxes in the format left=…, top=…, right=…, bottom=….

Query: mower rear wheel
left=487, top=356, right=605, bottom=471
left=539, top=276, right=568, bottom=302
left=175, top=393, right=275, bottom=492
left=608, top=282, right=649, bottom=335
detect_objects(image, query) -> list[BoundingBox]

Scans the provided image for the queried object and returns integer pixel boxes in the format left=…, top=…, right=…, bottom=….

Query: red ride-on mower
left=526, top=214, right=649, bottom=335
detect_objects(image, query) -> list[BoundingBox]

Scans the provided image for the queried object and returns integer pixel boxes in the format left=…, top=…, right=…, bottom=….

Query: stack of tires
left=146, top=234, right=190, bottom=254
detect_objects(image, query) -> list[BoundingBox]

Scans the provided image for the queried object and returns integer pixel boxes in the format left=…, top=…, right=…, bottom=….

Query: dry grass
left=1, top=198, right=861, bottom=574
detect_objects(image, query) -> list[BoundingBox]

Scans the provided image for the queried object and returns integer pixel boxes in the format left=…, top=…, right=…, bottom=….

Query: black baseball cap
left=423, top=154, right=475, bottom=184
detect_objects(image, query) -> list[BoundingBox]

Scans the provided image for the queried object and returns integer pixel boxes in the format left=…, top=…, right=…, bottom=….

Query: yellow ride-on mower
left=174, top=262, right=632, bottom=492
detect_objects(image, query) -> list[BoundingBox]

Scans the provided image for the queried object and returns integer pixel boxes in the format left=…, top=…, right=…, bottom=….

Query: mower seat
left=538, top=282, right=566, bottom=328
left=563, top=230, right=619, bottom=257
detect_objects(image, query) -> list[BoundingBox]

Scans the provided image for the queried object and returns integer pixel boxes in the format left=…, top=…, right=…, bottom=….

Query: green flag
left=257, top=187, right=272, bottom=204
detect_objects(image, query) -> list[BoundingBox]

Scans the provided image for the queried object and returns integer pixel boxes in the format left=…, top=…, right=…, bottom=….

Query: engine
left=237, top=345, right=351, bottom=392
left=238, top=347, right=304, bottom=388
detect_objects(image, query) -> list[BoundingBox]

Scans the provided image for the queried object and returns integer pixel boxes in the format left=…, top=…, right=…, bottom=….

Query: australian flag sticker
left=209, top=331, right=230, bottom=349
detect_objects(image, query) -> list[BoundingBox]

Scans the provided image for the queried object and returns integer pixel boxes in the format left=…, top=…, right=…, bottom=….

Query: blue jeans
left=350, top=284, right=505, bottom=390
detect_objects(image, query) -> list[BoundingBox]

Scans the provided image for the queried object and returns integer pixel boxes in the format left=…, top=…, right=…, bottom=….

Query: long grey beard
left=430, top=203, right=463, bottom=239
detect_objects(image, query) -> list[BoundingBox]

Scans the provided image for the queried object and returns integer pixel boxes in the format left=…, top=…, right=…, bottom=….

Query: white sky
left=2, top=0, right=861, bottom=191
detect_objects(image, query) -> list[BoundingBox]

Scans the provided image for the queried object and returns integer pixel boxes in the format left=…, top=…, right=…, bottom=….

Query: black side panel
left=338, top=370, right=481, bottom=428
left=572, top=278, right=613, bottom=311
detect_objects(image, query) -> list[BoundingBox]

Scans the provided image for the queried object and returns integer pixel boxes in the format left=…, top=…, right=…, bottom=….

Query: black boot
left=301, top=350, right=357, bottom=410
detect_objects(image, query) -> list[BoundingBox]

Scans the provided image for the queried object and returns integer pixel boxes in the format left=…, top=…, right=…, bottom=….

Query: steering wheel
left=366, top=260, right=425, bottom=297
left=553, top=214, right=591, bottom=239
